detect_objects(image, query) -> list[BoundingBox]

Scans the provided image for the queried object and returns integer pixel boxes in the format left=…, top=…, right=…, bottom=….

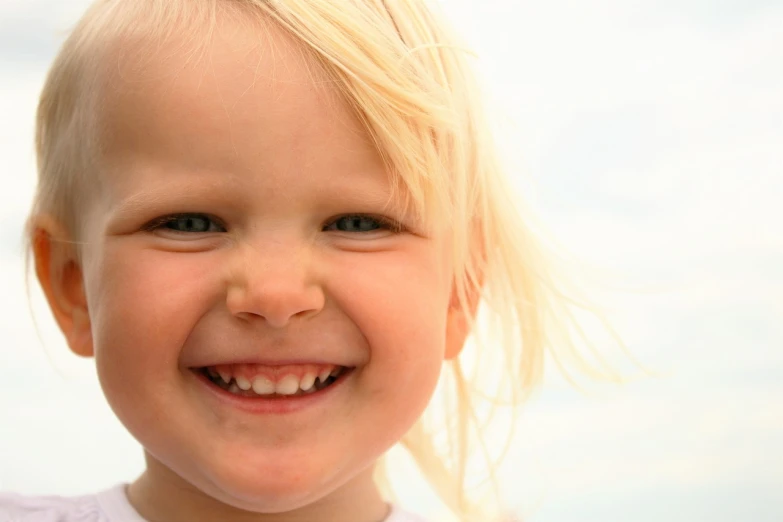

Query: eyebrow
left=103, top=179, right=225, bottom=225
left=104, top=175, right=411, bottom=222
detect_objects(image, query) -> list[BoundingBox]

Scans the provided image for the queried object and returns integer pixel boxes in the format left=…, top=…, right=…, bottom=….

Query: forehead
left=95, top=9, right=383, bottom=184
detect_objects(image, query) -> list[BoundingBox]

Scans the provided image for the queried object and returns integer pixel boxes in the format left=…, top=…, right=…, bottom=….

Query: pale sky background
left=0, top=1, right=781, bottom=521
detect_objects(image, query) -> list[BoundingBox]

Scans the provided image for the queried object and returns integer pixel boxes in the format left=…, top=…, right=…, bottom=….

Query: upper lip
left=193, top=358, right=352, bottom=368
left=182, top=329, right=363, bottom=369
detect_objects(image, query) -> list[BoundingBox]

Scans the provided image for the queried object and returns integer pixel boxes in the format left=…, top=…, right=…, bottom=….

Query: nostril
left=225, top=277, right=326, bottom=328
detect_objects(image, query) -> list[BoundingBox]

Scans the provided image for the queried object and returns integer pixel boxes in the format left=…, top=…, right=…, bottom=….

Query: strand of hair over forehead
left=256, top=0, right=476, bottom=230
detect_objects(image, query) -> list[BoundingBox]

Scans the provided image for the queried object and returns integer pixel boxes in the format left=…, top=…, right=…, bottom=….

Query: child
left=3, top=0, right=622, bottom=520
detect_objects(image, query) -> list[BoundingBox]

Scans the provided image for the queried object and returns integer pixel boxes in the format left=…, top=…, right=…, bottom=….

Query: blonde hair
left=29, top=0, right=636, bottom=519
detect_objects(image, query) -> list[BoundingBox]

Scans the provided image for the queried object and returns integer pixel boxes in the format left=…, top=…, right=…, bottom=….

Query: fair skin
left=33, top=11, right=476, bottom=522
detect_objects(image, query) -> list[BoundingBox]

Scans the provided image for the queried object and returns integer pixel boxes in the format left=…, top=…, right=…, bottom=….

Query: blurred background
left=0, top=0, right=780, bottom=520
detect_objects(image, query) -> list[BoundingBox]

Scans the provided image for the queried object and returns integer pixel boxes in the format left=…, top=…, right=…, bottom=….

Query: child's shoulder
left=0, top=485, right=144, bottom=522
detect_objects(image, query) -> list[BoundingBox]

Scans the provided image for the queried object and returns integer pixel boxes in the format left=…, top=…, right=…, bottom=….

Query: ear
left=32, top=216, right=94, bottom=358
left=444, top=274, right=483, bottom=361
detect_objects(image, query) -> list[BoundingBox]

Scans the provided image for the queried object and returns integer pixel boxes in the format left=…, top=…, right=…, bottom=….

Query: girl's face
left=56, top=14, right=466, bottom=522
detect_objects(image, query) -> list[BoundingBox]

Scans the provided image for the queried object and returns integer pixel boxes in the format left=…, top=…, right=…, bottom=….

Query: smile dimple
left=200, top=364, right=347, bottom=398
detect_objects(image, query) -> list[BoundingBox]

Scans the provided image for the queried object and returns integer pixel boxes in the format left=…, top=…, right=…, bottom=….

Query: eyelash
left=142, top=214, right=226, bottom=234
left=142, top=213, right=405, bottom=234
left=323, top=214, right=405, bottom=234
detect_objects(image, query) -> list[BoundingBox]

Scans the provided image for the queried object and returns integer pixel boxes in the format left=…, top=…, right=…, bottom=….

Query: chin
left=196, top=460, right=340, bottom=513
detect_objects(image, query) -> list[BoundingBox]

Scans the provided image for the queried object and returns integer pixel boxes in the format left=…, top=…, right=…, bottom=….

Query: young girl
left=2, top=0, right=623, bottom=520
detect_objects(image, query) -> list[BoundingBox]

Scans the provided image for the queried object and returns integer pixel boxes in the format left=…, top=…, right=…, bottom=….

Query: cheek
left=328, top=250, right=451, bottom=388
left=86, top=247, right=222, bottom=384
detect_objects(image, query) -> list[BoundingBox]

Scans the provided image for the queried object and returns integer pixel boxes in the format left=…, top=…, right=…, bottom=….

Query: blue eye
left=146, top=214, right=226, bottom=233
left=325, top=215, right=402, bottom=233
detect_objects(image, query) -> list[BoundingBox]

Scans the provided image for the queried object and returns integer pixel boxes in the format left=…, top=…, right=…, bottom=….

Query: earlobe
left=444, top=276, right=483, bottom=361
left=32, top=216, right=94, bottom=358
left=444, top=307, right=469, bottom=360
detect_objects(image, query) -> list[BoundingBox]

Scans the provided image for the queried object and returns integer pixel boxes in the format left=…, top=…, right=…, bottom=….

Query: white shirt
left=0, top=485, right=426, bottom=522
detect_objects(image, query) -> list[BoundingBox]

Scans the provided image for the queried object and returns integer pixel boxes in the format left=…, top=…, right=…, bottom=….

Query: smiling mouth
left=197, top=366, right=349, bottom=398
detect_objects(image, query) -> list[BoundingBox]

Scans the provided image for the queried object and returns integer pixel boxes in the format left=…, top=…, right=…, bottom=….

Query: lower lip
left=190, top=368, right=352, bottom=415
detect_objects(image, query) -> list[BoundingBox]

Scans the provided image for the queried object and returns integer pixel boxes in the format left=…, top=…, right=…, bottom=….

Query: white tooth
left=317, top=369, right=331, bottom=384
left=330, top=367, right=342, bottom=377
left=235, top=376, right=252, bottom=391
left=228, top=383, right=241, bottom=394
left=276, top=375, right=300, bottom=396
left=251, top=376, right=275, bottom=395
left=218, top=369, right=232, bottom=384
left=299, top=372, right=316, bottom=392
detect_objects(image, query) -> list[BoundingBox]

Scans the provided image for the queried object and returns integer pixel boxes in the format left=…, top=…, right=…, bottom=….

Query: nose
left=225, top=241, right=325, bottom=328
